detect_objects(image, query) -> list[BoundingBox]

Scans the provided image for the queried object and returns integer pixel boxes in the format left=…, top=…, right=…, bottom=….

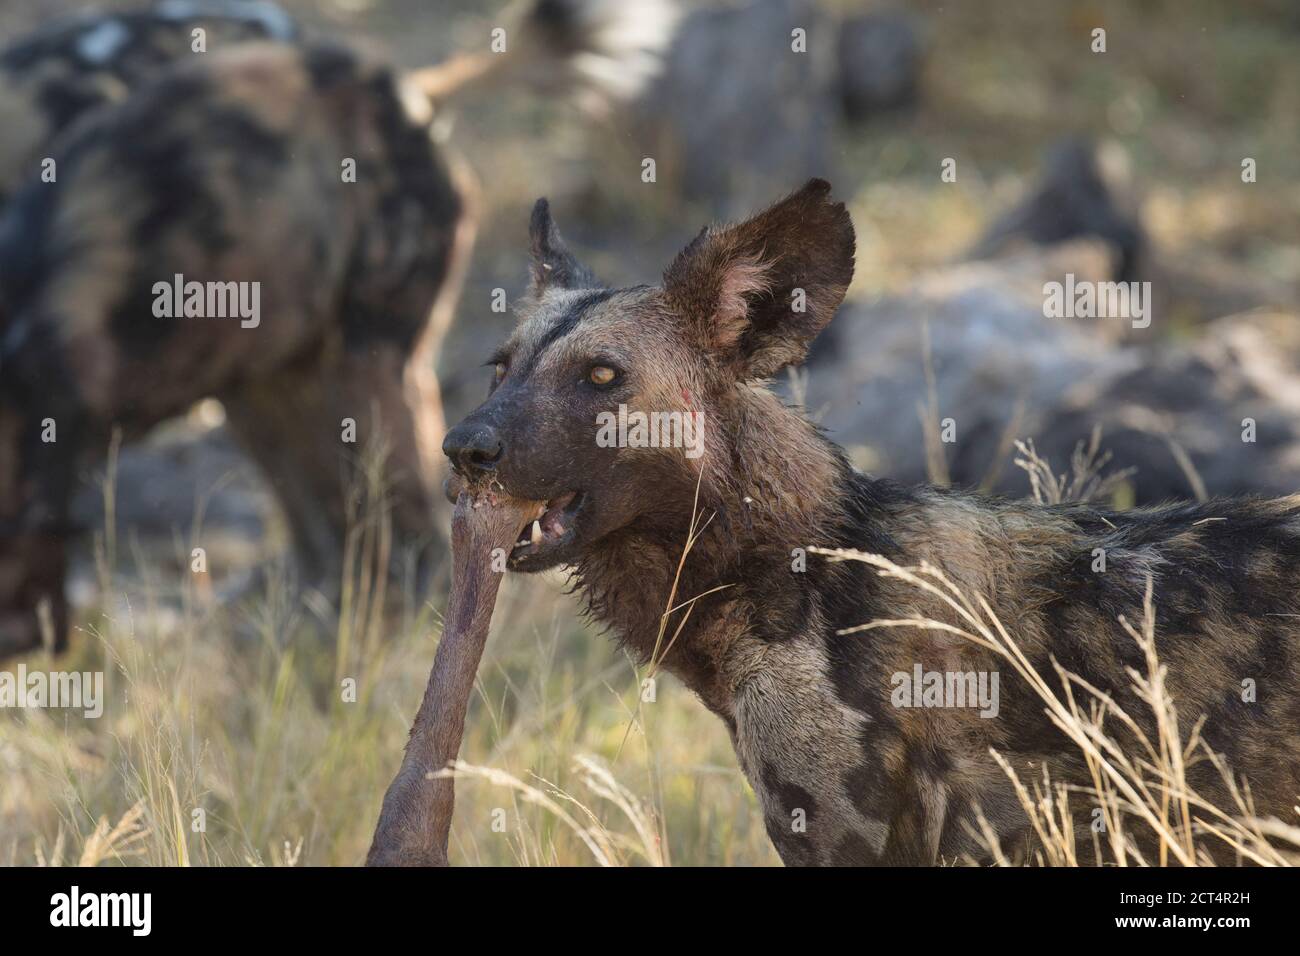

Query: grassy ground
left=0, top=467, right=778, bottom=865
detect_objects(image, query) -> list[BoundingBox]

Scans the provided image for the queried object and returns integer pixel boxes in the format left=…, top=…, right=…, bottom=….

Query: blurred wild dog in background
left=438, top=179, right=1300, bottom=865
left=0, top=0, right=678, bottom=657
left=807, top=140, right=1300, bottom=506
left=0, top=0, right=299, bottom=210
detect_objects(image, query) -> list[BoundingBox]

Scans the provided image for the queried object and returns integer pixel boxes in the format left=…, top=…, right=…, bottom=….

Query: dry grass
left=0, top=566, right=773, bottom=866
left=0, top=441, right=773, bottom=867
left=1013, top=426, right=1137, bottom=506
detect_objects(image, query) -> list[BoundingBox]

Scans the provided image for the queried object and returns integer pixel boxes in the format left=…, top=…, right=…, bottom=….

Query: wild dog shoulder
left=727, top=629, right=893, bottom=865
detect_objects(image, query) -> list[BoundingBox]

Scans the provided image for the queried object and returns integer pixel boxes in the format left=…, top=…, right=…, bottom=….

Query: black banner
left=0, top=865, right=1275, bottom=941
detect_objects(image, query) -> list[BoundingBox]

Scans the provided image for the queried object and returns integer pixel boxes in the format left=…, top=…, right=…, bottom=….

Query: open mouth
left=508, top=491, right=585, bottom=566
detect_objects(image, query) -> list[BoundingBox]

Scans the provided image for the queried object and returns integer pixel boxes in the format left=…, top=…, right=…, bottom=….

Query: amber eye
left=589, top=365, right=617, bottom=386
left=494, top=362, right=507, bottom=382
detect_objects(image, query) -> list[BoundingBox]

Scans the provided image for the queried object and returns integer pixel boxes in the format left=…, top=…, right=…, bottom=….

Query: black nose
left=443, top=420, right=503, bottom=475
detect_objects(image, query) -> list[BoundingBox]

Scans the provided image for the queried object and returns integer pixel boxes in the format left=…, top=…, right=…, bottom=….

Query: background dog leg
left=223, top=345, right=442, bottom=607
left=222, top=363, right=352, bottom=604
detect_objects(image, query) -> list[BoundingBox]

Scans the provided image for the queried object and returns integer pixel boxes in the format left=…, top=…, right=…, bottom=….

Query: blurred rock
left=837, top=10, right=923, bottom=121
left=70, top=421, right=267, bottom=539
left=806, top=242, right=1117, bottom=491
left=1025, top=310, right=1300, bottom=501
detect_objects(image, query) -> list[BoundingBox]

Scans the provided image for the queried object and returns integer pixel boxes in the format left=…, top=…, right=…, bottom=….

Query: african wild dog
left=0, top=42, right=461, bottom=657
left=440, top=179, right=1300, bottom=865
left=0, top=0, right=674, bottom=657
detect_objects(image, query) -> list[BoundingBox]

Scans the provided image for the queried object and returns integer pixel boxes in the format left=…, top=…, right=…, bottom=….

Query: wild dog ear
left=662, top=179, right=855, bottom=379
left=528, top=198, right=599, bottom=295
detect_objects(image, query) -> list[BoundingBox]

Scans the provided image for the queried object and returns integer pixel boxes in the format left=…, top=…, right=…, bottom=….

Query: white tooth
left=530, top=520, right=543, bottom=545
left=551, top=521, right=565, bottom=536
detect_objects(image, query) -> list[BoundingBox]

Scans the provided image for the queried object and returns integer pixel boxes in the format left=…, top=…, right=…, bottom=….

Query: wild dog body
left=0, top=39, right=462, bottom=653
left=442, top=181, right=1300, bottom=865
left=3, top=40, right=460, bottom=415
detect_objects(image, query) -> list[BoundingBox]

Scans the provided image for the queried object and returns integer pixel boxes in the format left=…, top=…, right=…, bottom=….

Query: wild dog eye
left=494, top=362, right=508, bottom=382
left=589, top=365, right=618, bottom=386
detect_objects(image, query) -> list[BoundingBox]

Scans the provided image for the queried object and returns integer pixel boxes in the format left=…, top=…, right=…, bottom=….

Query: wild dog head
left=443, top=179, right=855, bottom=571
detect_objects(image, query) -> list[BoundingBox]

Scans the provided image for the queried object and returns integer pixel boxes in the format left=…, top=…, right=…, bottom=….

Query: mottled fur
left=444, top=180, right=1300, bottom=865
left=0, top=37, right=462, bottom=655
left=0, top=1, right=298, bottom=210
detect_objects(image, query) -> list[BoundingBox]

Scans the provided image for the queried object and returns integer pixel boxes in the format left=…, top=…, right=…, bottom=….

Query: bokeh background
left=1, top=0, right=1298, bottom=865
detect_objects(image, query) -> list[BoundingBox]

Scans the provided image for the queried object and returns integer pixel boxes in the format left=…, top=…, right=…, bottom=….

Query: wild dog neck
left=573, top=383, right=854, bottom=713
